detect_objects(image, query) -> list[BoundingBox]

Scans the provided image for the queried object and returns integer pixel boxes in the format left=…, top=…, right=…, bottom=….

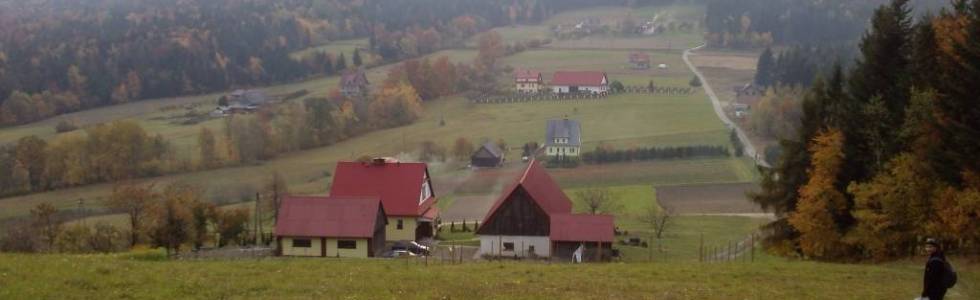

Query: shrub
left=55, top=120, right=79, bottom=133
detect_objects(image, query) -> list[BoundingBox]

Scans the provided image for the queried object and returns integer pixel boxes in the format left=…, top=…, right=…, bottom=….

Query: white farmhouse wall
left=479, top=235, right=551, bottom=258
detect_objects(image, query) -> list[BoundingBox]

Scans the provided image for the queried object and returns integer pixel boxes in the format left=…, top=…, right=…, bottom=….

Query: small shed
left=471, top=143, right=505, bottom=168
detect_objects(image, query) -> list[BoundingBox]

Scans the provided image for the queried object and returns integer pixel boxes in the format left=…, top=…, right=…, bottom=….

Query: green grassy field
left=288, top=38, right=377, bottom=62
left=0, top=253, right=974, bottom=299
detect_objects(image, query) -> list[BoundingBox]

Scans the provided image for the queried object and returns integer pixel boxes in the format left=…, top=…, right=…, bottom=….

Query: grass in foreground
left=0, top=252, right=974, bottom=299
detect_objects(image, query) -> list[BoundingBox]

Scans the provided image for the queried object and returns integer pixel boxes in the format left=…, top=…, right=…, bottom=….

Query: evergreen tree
left=910, top=15, right=942, bottom=91
left=352, top=48, right=363, bottom=67
left=935, top=0, right=980, bottom=184
left=755, top=47, right=775, bottom=87
left=336, top=53, right=348, bottom=71
left=847, top=0, right=914, bottom=177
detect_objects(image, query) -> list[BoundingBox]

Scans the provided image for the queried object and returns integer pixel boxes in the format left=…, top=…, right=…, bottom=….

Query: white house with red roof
left=329, top=158, right=438, bottom=242
left=274, top=196, right=387, bottom=258
left=476, top=160, right=615, bottom=262
left=550, top=71, right=609, bottom=94
left=514, top=69, right=543, bottom=93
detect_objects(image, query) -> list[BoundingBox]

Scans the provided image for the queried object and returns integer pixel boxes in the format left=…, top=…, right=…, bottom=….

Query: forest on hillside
left=704, top=0, right=948, bottom=48
left=752, top=0, right=980, bottom=261
left=0, top=0, right=675, bottom=126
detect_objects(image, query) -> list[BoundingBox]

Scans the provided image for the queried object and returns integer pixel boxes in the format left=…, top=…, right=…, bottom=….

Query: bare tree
left=640, top=204, right=674, bottom=239
left=575, top=187, right=620, bottom=215
left=266, top=171, right=288, bottom=227
left=106, top=182, right=157, bottom=247
left=31, top=202, right=63, bottom=251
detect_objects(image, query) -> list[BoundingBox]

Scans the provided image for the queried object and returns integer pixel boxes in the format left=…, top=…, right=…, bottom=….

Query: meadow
left=0, top=252, right=975, bottom=299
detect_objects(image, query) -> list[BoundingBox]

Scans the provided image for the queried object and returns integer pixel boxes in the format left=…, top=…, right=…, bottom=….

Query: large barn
left=476, top=160, right=615, bottom=262
left=550, top=71, right=608, bottom=94
left=275, top=196, right=387, bottom=258
left=329, top=158, right=439, bottom=242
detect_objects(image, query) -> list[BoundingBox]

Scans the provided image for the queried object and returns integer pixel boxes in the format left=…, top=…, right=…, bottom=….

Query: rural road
left=683, top=44, right=770, bottom=168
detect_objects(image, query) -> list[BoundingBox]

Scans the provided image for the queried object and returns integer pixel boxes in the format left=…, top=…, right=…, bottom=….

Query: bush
left=55, top=224, right=93, bottom=253
left=55, top=120, right=79, bottom=133
left=0, top=221, right=38, bottom=253
left=689, top=76, right=702, bottom=87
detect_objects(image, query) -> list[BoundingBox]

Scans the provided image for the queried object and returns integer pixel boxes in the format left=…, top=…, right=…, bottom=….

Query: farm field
left=0, top=4, right=748, bottom=227
left=0, top=253, right=975, bottom=299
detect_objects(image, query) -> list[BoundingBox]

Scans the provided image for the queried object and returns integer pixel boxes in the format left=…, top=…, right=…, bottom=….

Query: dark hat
left=925, top=238, right=940, bottom=247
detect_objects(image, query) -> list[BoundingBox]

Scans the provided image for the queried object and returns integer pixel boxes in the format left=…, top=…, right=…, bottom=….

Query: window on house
left=337, top=240, right=357, bottom=249
left=292, top=239, right=312, bottom=248
left=503, top=242, right=515, bottom=251
left=397, top=219, right=404, bottom=230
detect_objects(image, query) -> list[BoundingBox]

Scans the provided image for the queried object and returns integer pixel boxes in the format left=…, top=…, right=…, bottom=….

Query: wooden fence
left=470, top=85, right=697, bottom=104
left=701, top=233, right=759, bottom=263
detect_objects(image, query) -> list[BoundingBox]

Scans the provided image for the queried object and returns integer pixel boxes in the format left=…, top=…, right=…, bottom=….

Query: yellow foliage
left=788, top=129, right=847, bottom=259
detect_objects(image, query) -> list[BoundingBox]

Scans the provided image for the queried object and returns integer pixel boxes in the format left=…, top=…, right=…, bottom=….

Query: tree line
left=0, top=0, right=626, bottom=126
left=752, top=0, right=980, bottom=261
left=0, top=180, right=268, bottom=255
left=581, top=144, right=731, bottom=164
left=0, top=122, right=181, bottom=197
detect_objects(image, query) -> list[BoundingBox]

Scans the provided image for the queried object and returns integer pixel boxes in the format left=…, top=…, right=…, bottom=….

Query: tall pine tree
left=935, top=0, right=980, bottom=184
left=755, top=47, right=775, bottom=87
left=848, top=0, right=914, bottom=175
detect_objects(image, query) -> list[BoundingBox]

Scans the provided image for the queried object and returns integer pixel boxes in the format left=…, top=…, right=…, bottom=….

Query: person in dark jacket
left=921, top=238, right=948, bottom=300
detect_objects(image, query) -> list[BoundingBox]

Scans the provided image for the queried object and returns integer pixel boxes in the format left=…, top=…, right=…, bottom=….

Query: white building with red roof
left=476, top=160, right=615, bottom=262
left=514, top=69, right=543, bottom=93
left=275, top=196, right=387, bottom=258
left=550, top=71, right=609, bottom=94
left=329, top=158, right=438, bottom=242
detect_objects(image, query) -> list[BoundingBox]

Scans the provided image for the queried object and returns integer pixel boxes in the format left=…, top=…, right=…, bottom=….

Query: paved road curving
left=683, top=44, right=770, bottom=168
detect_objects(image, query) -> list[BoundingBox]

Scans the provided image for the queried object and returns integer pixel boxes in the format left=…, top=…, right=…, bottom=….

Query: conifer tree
left=755, top=47, right=775, bottom=87
left=935, top=0, right=980, bottom=184
left=336, top=53, right=348, bottom=71
left=352, top=48, right=363, bottom=67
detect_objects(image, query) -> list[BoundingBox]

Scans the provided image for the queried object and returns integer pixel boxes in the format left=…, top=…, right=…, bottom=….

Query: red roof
left=551, top=71, right=607, bottom=86
left=514, top=69, right=542, bottom=82
left=329, top=161, right=436, bottom=217
left=629, top=52, right=650, bottom=62
left=549, top=213, right=615, bottom=243
left=481, top=160, right=573, bottom=225
left=274, top=196, right=382, bottom=238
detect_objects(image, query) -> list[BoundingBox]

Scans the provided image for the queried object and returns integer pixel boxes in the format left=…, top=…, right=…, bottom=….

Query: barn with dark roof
left=471, top=143, right=504, bottom=168
left=476, top=160, right=614, bottom=262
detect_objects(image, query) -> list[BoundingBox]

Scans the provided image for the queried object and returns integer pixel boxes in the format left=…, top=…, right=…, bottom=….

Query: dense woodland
left=0, top=0, right=647, bottom=126
left=704, top=0, right=948, bottom=48
left=753, top=0, right=980, bottom=260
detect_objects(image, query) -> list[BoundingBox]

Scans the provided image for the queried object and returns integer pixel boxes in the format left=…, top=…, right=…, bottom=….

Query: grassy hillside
left=0, top=253, right=975, bottom=299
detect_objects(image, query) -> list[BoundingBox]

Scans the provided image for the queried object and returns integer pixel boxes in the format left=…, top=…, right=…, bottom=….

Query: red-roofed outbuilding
left=329, top=158, right=438, bottom=242
left=275, top=195, right=387, bottom=258
left=476, top=160, right=615, bottom=262
left=550, top=71, right=609, bottom=94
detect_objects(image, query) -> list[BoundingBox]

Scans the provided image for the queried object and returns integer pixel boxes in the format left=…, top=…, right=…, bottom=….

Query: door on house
left=569, top=86, right=580, bottom=93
